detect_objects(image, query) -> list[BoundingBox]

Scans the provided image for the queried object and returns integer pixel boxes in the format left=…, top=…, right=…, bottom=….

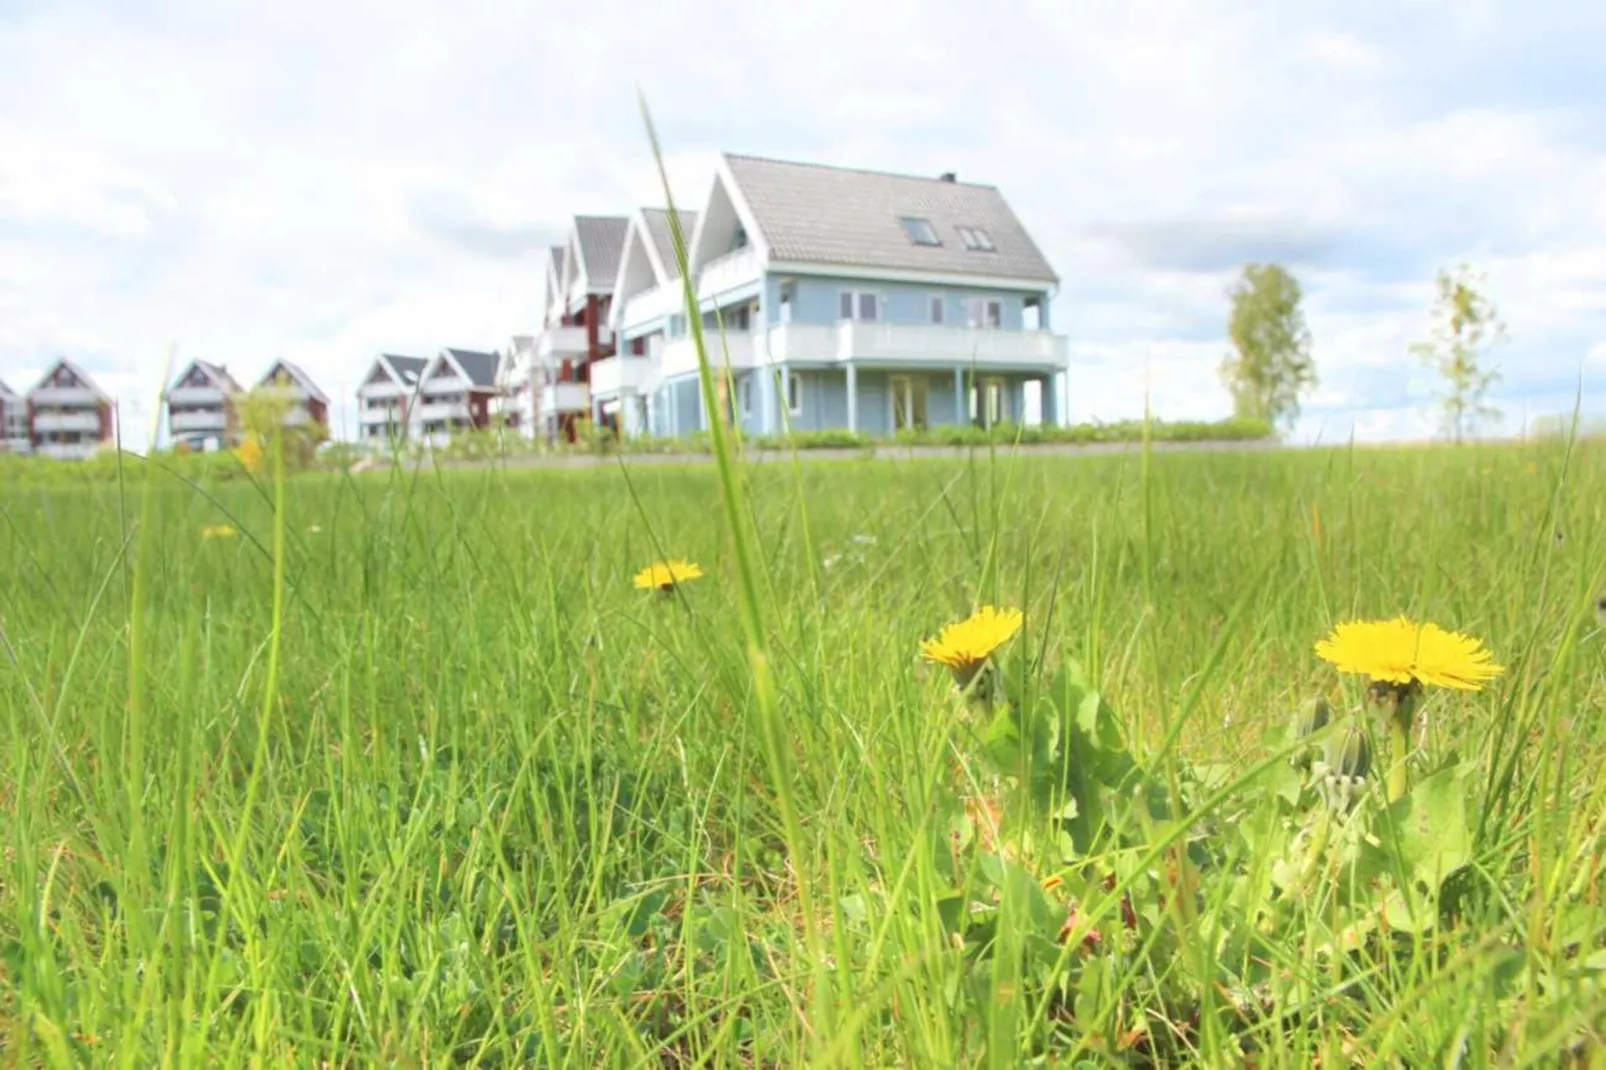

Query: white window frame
left=889, top=374, right=929, bottom=432
left=779, top=281, right=794, bottom=324
left=958, top=225, right=996, bottom=252
left=839, top=290, right=880, bottom=322
left=786, top=371, right=804, bottom=416
left=738, top=375, right=753, bottom=418
left=967, top=297, right=1003, bottom=329
left=929, top=295, right=945, bottom=324
left=900, top=216, right=941, bottom=246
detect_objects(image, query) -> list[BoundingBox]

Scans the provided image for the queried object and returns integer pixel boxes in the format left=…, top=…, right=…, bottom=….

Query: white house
left=25, top=359, right=114, bottom=460
left=166, top=360, right=243, bottom=451
left=0, top=380, right=30, bottom=452
left=355, top=353, right=429, bottom=443
left=412, top=348, right=503, bottom=445
left=255, top=360, right=331, bottom=435
left=600, top=206, right=698, bottom=436
left=531, top=216, right=630, bottom=441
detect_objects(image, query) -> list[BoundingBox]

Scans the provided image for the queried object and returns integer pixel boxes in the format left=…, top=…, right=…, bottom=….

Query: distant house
left=166, top=360, right=243, bottom=451
left=601, top=206, right=698, bottom=435
left=0, top=380, right=29, bottom=452
left=25, top=359, right=114, bottom=460
left=633, top=153, right=1068, bottom=439
left=530, top=216, right=630, bottom=441
left=355, top=354, right=429, bottom=443
left=413, top=348, right=503, bottom=445
left=255, top=360, right=330, bottom=435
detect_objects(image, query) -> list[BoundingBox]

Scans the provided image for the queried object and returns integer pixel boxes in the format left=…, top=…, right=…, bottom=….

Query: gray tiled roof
left=723, top=154, right=1058, bottom=285
left=573, top=215, right=630, bottom=290
left=444, top=348, right=500, bottom=389
left=642, top=207, right=698, bottom=280
left=0, top=379, right=16, bottom=399
left=549, top=246, right=566, bottom=278
left=381, top=354, right=429, bottom=387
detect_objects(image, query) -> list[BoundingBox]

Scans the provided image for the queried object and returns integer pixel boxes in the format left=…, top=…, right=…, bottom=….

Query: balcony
left=589, top=356, right=653, bottom=398
left=539, top=382, right=590, bottom=414
left=170, top=409, right=229, bottom=434
left=168, top=386, right=232, bottom=407
left=359, top=403, right=406, bottom=425
left=765, top=323, right=1069, bottom=369
left=537, top=325, right=612, bottom=361
left=416, top=401, right=469, bottom=423
left=33, top=411, right=103, bottom=434
left=358, top=382, right=406, bottom=402
left=36, top=442, right=100, bottom=460
left=659, top=330, right=762, bottom=379
left=30, top=386, right=100, bottom=406
left=695, top=246, right=761, bottom=302
left=616, top=285, right=684, bottom=333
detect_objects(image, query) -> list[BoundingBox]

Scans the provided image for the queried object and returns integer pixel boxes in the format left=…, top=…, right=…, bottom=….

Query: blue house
left=599, top=153, right=1067, bottom=440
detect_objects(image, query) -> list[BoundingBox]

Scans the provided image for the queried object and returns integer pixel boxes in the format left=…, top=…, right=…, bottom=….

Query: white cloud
left=2, top=0, right=1605, bottom=447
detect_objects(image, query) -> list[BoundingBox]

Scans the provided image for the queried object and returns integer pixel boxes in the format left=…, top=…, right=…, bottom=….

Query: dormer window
left=730, top=225, right=749, bottom=252
left=957, top=226, right=995, bottom=252
left=900, top=217, right=941, bottom=246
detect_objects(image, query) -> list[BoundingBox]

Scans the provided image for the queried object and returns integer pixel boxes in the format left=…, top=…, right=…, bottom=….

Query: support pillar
left=846, top=363, right=858, bottom=433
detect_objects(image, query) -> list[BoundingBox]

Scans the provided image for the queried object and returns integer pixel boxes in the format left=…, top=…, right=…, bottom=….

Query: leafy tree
left=1219, top=263, right=1317, bottom=430
left=1410, top=264, right=1505, bottom=443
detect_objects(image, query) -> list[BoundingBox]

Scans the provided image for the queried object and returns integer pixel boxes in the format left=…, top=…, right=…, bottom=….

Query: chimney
left=939, top=171, right=957, bottom=183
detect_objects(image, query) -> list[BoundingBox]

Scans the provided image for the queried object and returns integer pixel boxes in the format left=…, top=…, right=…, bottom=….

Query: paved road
left=397, top=438, right=1282, bottom=472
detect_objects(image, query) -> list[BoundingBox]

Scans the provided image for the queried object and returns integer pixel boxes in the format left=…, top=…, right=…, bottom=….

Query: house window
left=730, top=225, right=749, bottom=252
left=738, top=376, right=753, bottom=418
left=958, top=226, right=996, bottom=252
left=891, top=375, right=929, bottom=431
left=786, top=372, right=803, bottom=416
left=900, top=217, right=941, bottom=246
left=1023, top=296, right=1043, bottom=331
left=779, top=281, right=794, bottom=324
left=840, top=291, right=879, bottom=322
left=929, top=296, right=945, bottom=324
left=967, top=298, right=1003, bottom=328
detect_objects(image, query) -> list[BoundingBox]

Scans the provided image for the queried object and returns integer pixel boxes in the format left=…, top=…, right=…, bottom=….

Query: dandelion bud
left=1324, top=719, right=1372, bottom=782
left=1292, top=696, right=1331, bottom=741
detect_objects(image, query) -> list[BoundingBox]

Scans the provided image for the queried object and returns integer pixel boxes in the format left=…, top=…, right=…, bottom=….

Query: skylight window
left=900, top=217, right=941, bottom=246
left=957, top=226, right=996, bottom=252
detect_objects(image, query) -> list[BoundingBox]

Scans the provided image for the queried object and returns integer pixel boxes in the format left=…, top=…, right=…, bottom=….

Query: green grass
left=2, top=441, right=1604, bottom=1065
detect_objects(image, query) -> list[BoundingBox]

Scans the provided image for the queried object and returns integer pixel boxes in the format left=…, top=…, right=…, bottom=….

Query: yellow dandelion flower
left=233, top=435, right=265, bottom=475
left=1314, top=617, right=1504, bottom=691
left=633, top=559, right=705, bottom=592
left=920, top=606, right=1023, bottom=686
left=202, top=524, right=238, bottom=540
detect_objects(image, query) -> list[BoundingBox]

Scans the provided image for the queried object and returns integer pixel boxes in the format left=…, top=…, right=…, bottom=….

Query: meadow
left=1, top=438, right=1603, bottom=1065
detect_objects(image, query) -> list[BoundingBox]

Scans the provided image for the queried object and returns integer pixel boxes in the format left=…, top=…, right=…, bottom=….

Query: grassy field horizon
left=2, top=441, right=1603, bottom=1065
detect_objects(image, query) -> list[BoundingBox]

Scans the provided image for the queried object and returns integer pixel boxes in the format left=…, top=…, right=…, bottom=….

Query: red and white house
left=412, top=348, right=503, bottom=445
left=26, top=359, right=114, bottom=460
left=255, top=360, right=330, bottom=434
left=166, top=359, right=243, bottom=450
left=0, top=379, right=30, bottom=452
left=355, top=353, right=429, bottom=443
left=530, top=216, right=630, bottom=441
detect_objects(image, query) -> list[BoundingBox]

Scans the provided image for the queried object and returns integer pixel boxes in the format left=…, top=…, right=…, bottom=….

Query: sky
left=3, top=0, right=1605, bottom=449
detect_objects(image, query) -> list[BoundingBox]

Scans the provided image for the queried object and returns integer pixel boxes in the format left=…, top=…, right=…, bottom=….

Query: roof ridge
left=723, top=151, right=999, bottom=190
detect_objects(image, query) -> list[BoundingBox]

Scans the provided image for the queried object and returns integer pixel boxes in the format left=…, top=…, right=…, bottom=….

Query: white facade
left=25, top=360, right=111, bottom=460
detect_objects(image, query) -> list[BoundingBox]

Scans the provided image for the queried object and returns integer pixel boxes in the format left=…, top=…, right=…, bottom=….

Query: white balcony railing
left=170, top=410, right=229, bottom=434
left=615, top=285, right=683, bottom=333
left=539, top=382, right=590, bottom=414
left=36, top=442, right=101, bottom=460
left=359, top=403, right=407, bottom=425
left=659, top=330, right=762, bottom=379
left=589, top=357, right=653, bottom=398
left=763, top=323, right=1069, bottom=369
left=695, top=246, right=761, bottom=302
left=30, top=386, right=101, bottom=406
left=168, top=386, right=233, bottom=407
left=536, top=325, right=610, bottom=361
left=358, top=382, right=405, bottom=402
left=33, top=411, right=103, bottom=434
left=419, top=375, right=469, bottom=397
left=416, top=401, right=470, bottom=423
